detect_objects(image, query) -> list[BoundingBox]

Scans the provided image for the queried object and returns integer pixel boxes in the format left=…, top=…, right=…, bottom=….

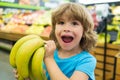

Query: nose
left=63, top=23, right=71, bottom=32
left=63, top=27, right=71, bottom=32
left=64, top=29, right=70, bottom=32
left=63, top=26, right=71, bottom=32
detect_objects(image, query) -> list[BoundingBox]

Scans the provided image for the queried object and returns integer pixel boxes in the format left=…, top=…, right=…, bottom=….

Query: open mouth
left=61, top=35, right=74, bottom=43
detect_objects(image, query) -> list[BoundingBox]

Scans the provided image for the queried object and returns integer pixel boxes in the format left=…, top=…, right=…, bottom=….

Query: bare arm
left=44, top=40, right=89, bottom=80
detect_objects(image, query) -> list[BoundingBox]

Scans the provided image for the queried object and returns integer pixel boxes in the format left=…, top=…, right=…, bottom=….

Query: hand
left=44, top=40, right=56, bottom=59
left=13, top=69, right=19, bottom=79
left=13, top=69, right=31, bottom=80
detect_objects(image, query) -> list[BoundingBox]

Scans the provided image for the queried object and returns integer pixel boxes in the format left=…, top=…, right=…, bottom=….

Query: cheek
left=79, top=27, right=84, bottom=34
left=78, top=29, right=83, bottom=35
left=55, top=26, right=62, bottom=35
left=76, top=28, right=84, bottom=39
left=55, top=28, right=60, bottom=39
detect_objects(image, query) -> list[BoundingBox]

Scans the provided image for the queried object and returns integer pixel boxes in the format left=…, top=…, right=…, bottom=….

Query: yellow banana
left=9, top=34, right=40, bottom=68
left=30, top=47, right=47, bottom=80
left=16, top=37, right=44, bottom=78
left=18, top=76, right=24, bottom=80
left=29, top=72, right=34, bottom=80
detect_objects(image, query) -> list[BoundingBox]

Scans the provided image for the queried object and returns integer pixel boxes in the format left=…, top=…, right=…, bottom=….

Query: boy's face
left=55, top=16, right=84, bottom=51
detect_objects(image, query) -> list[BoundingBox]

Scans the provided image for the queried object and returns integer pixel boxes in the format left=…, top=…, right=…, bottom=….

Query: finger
left=13, top=69, right=17, bottom=74
left=43, top=40, right=48, bottom=43
left=15, top=74, right=19, bottom=79
left=13, top=69, right=16, bottom=73
left=24, top=78, right=31, bottom=80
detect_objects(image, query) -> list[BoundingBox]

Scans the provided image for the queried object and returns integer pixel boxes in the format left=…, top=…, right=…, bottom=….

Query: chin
left=61, top=46, right=73, bottom=51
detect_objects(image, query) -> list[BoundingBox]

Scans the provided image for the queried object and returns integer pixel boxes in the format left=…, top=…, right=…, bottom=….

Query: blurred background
left=0, top=0, right=120, bottom=80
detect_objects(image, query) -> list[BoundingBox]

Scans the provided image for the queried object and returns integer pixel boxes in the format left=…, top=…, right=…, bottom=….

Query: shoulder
left=76, top=51, right=97, bottom=69
left=75, top=51, right=96, bottom=80
left=79, top=51, right=96, bottom=62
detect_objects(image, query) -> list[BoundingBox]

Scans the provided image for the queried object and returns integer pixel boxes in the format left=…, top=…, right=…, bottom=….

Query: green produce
left=97, top=33, right=111, bottom=43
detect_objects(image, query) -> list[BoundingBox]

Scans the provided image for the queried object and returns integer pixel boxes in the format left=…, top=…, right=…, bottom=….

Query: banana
left=30, top=47, right=47, bottom=80
left=9, top=34, right=40, bottom=68
left=18, top=76, right=24, bottom=80
left=29, top=72, right=34, bottom=80
left=16, top=37, right=44, bottom=78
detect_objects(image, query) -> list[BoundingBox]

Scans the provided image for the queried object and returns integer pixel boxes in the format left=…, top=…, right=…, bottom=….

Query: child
left=44, top=2, right=97, bottom=80
left=14, top=2, right=97, bottom=80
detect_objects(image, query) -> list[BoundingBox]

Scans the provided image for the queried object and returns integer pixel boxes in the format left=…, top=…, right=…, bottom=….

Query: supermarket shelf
left=0, top=30, right=49, bottom=51
left=0, top=30, right=49, bottom=41
left=96, top=43, right=120, bottom=49
left=0, top=30, right=26, bottom=41
left=115, top=52, right=120, bottom=58
left=0, top=42, right=12, bottom=51
left=0, top=2, right=41, bottom=10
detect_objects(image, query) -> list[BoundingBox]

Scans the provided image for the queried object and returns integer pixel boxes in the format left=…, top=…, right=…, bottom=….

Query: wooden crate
left=116, top=75, right=120, bottom=80
left=116, top=54, right=120, bottom=78
left=91, top=43, right=120, bottom=80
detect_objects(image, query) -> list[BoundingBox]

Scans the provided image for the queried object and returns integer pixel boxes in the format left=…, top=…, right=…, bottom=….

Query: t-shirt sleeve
left=75, top=56, right=97, bottom=80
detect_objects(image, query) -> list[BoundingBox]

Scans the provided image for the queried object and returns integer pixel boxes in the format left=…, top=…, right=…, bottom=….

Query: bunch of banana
left=9, top=34, right=47, bottom=80
left=30, top=47, right=47, bottom=80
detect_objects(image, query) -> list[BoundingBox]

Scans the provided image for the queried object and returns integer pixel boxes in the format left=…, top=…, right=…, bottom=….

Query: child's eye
left=58, top=21, right=64, bottom=25
left=72, top=22, right=78, bottom=25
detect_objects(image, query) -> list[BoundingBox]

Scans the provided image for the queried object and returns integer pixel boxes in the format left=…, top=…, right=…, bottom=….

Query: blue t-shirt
left=44, top=49, right=96, bottom=80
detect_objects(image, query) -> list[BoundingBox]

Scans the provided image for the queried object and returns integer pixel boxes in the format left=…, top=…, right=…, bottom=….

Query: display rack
left=85, top=1, right=120, bottom=80
left=0, top=1, right=45, bottom=41
left=0, top=1, right=43, bottom=50
left=0, top=30, right=26, bottom=41
left=0, top=2, right=41, bottom=10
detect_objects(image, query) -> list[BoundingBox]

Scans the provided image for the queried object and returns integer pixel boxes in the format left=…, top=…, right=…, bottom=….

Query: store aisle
left=0, top=50, right=16, bottom=80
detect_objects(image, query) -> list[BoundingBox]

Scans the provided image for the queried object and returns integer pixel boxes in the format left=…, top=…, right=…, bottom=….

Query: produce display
left=0, top=9, right=51, bottom=35
left=0, top=2, right=120, bottom=80
left=96, top=5, right=120, bottom=44
left=40, top=25, right=52, bottom=40
left=0, top=4, right=120, bottom=45
left=112, top=6, right=120, bottom=15
left=112, top=31, right=120, bottom=44
left=9, top=34, right=47, bottom=80
left=97, top=33, right=111, bottom=43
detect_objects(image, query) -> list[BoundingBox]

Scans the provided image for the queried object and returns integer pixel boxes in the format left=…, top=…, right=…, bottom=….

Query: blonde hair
left=50, top=2, right=97, bottom=52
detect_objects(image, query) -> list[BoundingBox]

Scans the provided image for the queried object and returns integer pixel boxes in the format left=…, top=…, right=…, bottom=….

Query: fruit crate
left=115, top=53, right=120, bottom=80
left=0, top=30, right=26, bottom=41
left=91, top=43, right=120, bottom=80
